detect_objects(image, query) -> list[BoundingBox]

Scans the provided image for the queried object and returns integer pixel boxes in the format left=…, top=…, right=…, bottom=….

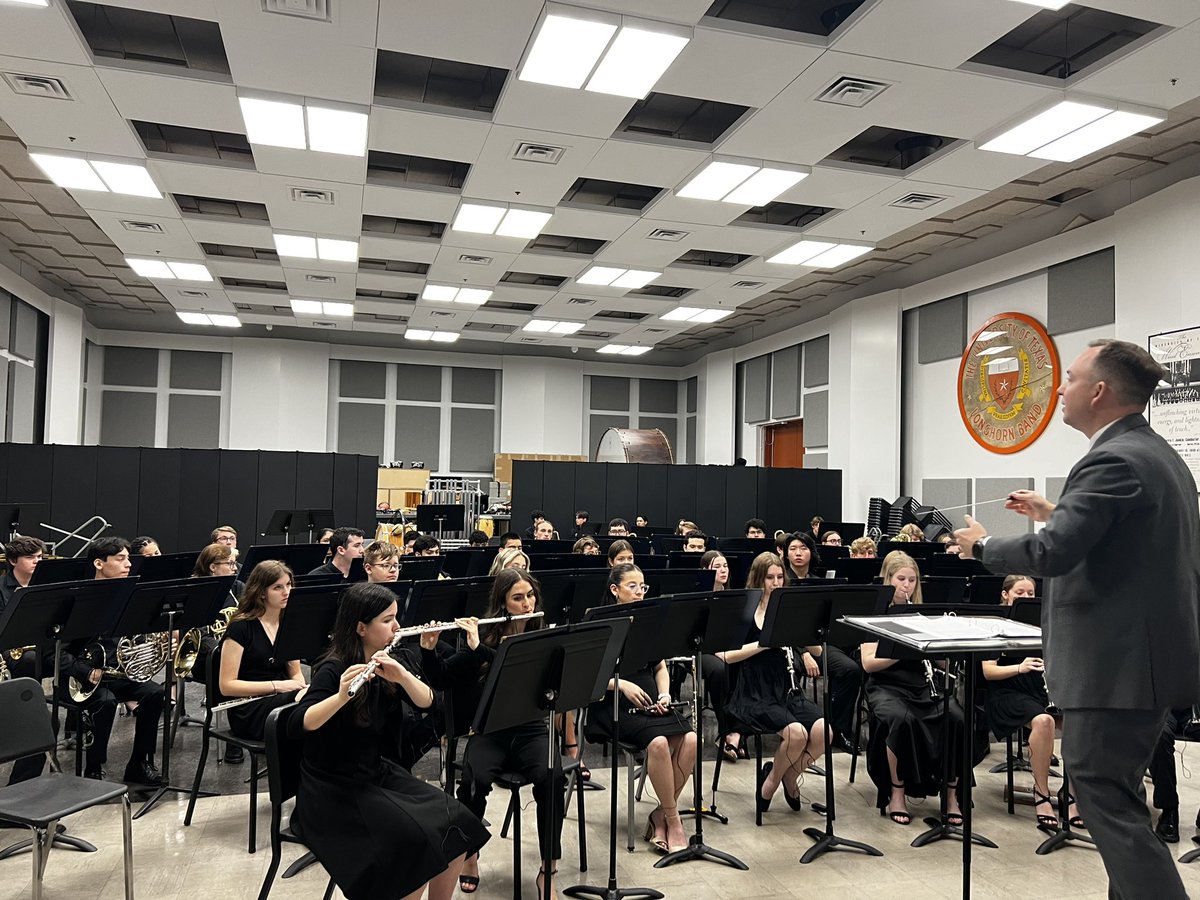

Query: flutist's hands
left=456, top=617, right=480, bottom=651
left=953, top=515, right=988, bottom=560
left=619, top=680, right=653, bottom=710
left=338, top=663, right=369, bottom=700
left=419, top=624, right=442, bottom=651
left=1005, top=490, right=1055, bottom=522
left=275, top=678, right=306, bottom=693
left=371, top=649, right=409, bottom=685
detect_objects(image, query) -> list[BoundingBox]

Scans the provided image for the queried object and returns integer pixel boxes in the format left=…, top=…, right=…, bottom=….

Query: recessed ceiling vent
left=519, top=337, right=541, bottom=343
left=815, top=76, right=890, bottom=108
left=731, top=280, right=765, bottom=289
left=648, top=228, right=689, bottom=242
left=3, top=72, right=72, bottom=100
left=429, top=310, right=456, bottom=318
left=312, top=320, right=340, bottom=327
left=645, top=328, right=666, bottom=334
left=459, top=254, right=493, bottom=265
left=179, top=290, right=208, bottom=298
left=262, top=0, right=330, bottom=22
left=120, top=220, right=164, bottom=233
left=512, top=142, right=565, bottom=164
left=289, top=187, right=334, bottom=204
left=567, top=297, right=596, bottom=305
left=889, top=192, right=947, bottom=210
left=306, top=274, right=337, bottom=283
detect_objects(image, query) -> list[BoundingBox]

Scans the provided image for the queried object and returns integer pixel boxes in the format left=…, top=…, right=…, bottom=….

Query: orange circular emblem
left=957, top=313, right=1060, bottom=454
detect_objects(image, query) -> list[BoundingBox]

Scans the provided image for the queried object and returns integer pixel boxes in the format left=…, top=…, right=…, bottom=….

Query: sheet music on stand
left=841, top=614, right=1042, bottom=653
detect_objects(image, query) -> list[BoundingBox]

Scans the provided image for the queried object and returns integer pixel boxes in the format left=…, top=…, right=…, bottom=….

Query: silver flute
left=346, top=611, right=544, bottom=697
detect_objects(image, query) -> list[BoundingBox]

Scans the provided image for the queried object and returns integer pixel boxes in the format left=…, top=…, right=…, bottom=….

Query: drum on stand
left=595, top=427, right=674, bottom=464
left=477, top=515, right=495, bottom=538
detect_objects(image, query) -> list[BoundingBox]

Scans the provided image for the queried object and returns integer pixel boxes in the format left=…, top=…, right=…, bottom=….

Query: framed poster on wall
left=1149, top=325, right=1200, bottom=486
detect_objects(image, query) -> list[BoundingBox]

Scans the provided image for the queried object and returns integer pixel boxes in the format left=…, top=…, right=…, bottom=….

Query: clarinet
left=784, top=646, right=800, bottom=696
left=923, top=660, right=940, bottom=700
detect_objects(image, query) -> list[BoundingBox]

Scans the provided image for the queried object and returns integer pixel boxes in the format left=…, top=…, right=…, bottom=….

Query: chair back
left=206, top=641, right=233, bottom=712
left=0, top=677, right=55, bottom=763
left=264, top=702, right=303, bottom=807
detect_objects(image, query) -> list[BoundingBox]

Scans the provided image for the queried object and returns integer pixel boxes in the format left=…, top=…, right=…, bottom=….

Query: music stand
left=0, top=578, right=132, bottom=859
left=112, top=576, right=235, bottom=819
left=397, top=557, right=443, bottom=582
left=475, top=621, right=629, bottom=900
left=134, top=552, right=200, bottom=582
left=760, top=585, right=889, bottom=865
left=0, top=502, right=45, bottom=542
left=651, top=590, right=757, bottom=871
left=29, top=558, right=91, bottom=586
left=263, top=509, right=335, bottom=545
left=416, top=504, right=465, bottom=539
left=538, top=571, right=611, bottom=628
left=566, top=601, right=669, bottom=900
left=239, top=543, right=329, bottom=576
left=272, top=584, right=349, bottom=663
left=402, top=580, right=468, bottom=629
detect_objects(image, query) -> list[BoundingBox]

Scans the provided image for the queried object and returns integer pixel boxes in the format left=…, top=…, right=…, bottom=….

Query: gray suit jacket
left=981, top=414, right=1200, bottom=709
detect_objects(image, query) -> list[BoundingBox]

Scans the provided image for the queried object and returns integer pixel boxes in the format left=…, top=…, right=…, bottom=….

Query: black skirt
left=586, top=666, right=690, bottom=749
left=985, top=671, right=1050, bottom=739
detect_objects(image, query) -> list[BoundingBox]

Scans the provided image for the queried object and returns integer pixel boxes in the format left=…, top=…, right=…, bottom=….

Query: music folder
left=841, top=613, right=1042, bottom=653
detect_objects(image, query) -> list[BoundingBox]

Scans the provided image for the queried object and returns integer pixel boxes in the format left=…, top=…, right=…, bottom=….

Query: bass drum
left=595, top=427, right=674, bottom=464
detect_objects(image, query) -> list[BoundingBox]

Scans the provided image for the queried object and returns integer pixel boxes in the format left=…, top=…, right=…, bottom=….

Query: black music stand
left=475, top=621, right=628, bottom=900
left=239, top=543, right=329, bottom=576
left=416, top=504, right=465, bottom=539
left=0, top=502, right=45, bottom=542
left=397, top=557, right=444, bottom=582
left=566, top=602, right=668, bottom=900
left=402, top=580, right=468, bottom=629
left=263, top=509, right=335, bottom=545
left=761, top=586, right=889, bottom=865
left=134, top=552, right=200, bottom=582
left=652, top=590, right=757, bottom=871
left=29, top=557, right=91, bottom=586
left=271, top=584, right=348, bottom=663
left=115, top=576, right=235, bottom=819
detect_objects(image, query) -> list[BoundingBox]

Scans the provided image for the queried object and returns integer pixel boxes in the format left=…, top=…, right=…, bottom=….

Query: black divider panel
left=355, top=455, right=378, bottom=531
left=634, top=463, right=668, bottom=530
left=50, top=446, right=98, bottom=547
left=510, top=460, right=544, bottom=530
left=540, top=463, right=575, bottom=535
left=816, top=468, right=843, bottom=522
left=695, top=467, right=726, bottom=535
left=665, top=465, right=699, bottom=527
left=604, top=463, right=638, bottom=525
left=572, top=463, right=606, bottom=528
left=725, top=466, right=758, bottom=536
left=331, top=453, right=359, bottom=530
left=138, top=449, right=182, bottom=550
left=177, top=449, right=220, bottom=551
left=256, top=451, right=296, bottom=539
left=217, top=450, right=258, bottom=542
left=296, top=452, right=335, bottom=514
left=6, top=444, right=52, bottom=541
left=95, top=446, right=139, bottom=541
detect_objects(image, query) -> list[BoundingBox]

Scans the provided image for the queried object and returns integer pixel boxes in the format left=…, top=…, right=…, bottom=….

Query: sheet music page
left=911, top=615, right=1040, bottom=640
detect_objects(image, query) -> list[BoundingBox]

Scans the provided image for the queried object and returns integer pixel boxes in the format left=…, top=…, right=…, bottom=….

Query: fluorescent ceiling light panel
left=405, top=329, right=433, bottom=341
left=598, top=344, right=651, bottom=355
left=661, top=307, right=702, bottom=321
left=585, top=26, right=689, bottom=99
left=523, top=320, right=556, bottom=333
left=496, top=208, right=553, bottom=239
left=422, top=285, right=459, bottom=302
left=430, top=332, right=460, bottom=343
left=452, top=203, right=507, bottom=234
left=5, top=0, right=52, bottom=6
left=239, top=97, right=306, bottom=150
left=597, top=344, right=626, bottom=354
left=166, top=262, right=213, bottom=282
left=177, top=311, right=210, bottom=326
left=176, top=312, right=240, bottom=327
left=208, top=315, right=241, bottom=328
left=621, top=346, right=651, bottom=356
left=520, top=13, right=617, bottom=89
left=526, top=319, right=584, bottom=334
left=323, top=301, right=354, bottom=317
left=677, top=160, right=757, bottom=201
left=550, top=321, right=584, bottom=334
left=724, top=168, right=807, bottom=206
left=767, top=240, right=837, bottom=266
left=578, top=266, right=625, bottom=286
left=454, top=288, right=492, bottom=306
left=803, top=244, right=872, bottom=269
left=611, top=269, right=660, bottom=290
left=305, top=106, right=368, bottom=156
left=690, top=308, right=732, bottom=323
left=29, top=153, right=107, bottom=192
left=90, top=161, right=160, bottom=198
left=1009, top=0, right=1069, bottom=8
left=316, top=238, right=358, bottom=262
left=291, top=299, right=323, bottom=315
left=1032, top=109, right=1163, bottom=162
left=980, top=101, right=1107, bottom=156
left=979, top=100, right=1163, bottom=162
left=126, top=257, right=174, bottom=279
left=273, top=234, right=318, bottom=259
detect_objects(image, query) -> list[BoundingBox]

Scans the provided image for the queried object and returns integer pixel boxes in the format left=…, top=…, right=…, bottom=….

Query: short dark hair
left=530, top=509, right=545, bottom=521
left=684, top=530, right=706, bottom=541
left=744, top=518, right=766, bottom=535
left=608, top=518, right=628, bottom=530
left=1087, top=338, right=1165, bottom=407
left=4, top=536, right=45, bottom=559
left=330, top=526, right=365, bottom=552
left=413, top=535, right=441, bottom=554
left=210, top=525, right=236, bottom=541
left=130, top=536, right=158, bottom=554
left=402, top=530, right=419, bottom=546
left=468, top=530, right=489, bottom=544
left=88, top=536, right=130, bottom=565
left=574, top=510, right=589, bottom=520
left=498, top=531, right=521, bottom=544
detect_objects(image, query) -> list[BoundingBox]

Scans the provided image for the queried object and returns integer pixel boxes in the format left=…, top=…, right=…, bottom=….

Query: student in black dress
left=219, top=561, right=308, bottom=741
left=293, top=582, right=488, bottom=900
left=606, top=540, right=634, bottom=568
left=586, top=564, right=696, bottom=854
left=982, top=574, right=1081, bottom=829
left=420, top=569, right=564, bottom=897
left=698, top=551, right=741, bottom=762
left=719, top=553, right=826, bottom=813
left=862, top=551, right=964, bottom=825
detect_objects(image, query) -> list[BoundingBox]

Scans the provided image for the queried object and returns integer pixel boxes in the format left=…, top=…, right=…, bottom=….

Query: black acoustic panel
left=760, top=468, right=799, bottom=535
left=257, top=452, right=298, bottom=539
left=634, top=463, right=668, bottom=531
left=217, top=450, right=258, bottom=544
left=356, top=456, right=378, bottom=531
left=815, top=469, right=843, bottom=522
left=138, top=449, right=182, bottom=551
left=5, top=444, right=52, bottom=541
left=541, top=462, right=576, bottom=535
left=604, top=463, right=638, bottom=526
left=296, top=453, right=335, bottom=513
left=177, top=449, right=220, bottom=551
left=665, top=465, right=699, bottom=527
left=724, top=466, right=758, bottom=537
left=572, top=463, right=606, bottom=526
left=331, top=453, right=359, bottom=530
left=510, top=460, right=544, bottom=531
left=50, top=446, right=98, bottom=547
left=95, top=446, right=140, bottom=542
left=694, top=467, right=726, bottom=536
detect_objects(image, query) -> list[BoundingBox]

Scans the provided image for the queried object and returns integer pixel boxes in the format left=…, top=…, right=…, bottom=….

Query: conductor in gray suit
left=956, top=339, right=1200, bottom=899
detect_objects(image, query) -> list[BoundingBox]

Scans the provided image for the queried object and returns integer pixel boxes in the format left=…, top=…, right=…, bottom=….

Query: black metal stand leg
left=1034, top=767, right=1095, bottom=856
left=656, top=648, right=747, bottom=870
left=800, top=640, right=883, bottom=865
left=1180, top=836, right=1200, bottom=864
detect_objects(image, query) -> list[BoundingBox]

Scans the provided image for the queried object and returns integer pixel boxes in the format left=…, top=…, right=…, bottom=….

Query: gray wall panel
left=921, top=478, right=972, bottom=514
left=770, top=344, right=801, bottom=420
left=686, top=416, right=696, bottom=463
left=804, top=335, right=829, bottom=387
left=169, top=350, right=223, bottom=391
left=449, top=407, right=495, bottom=471
left=744, top=355, right=770, bottom=423
left=1046, top=477, right=1068, bottom=504
left=639, top=378, right=677, bottom=413
left=167, top=394, right=221, bottom=448
left=395, top=364, right=441, bottom=401
left=341, top=360, right=387, bottom=399
left=591, top=376, right=630, bottom=411
left=804, top=452, right=828, bottom=469
left=918, top=295, right=967, bottom=364
left=103, top=346, right=157, bottom=387
left=686, top=377, right=697, bottom=414
left=100, top=390, right=156, bottom=446
left=975, top=477, right=1034, bottom=536
left=337, top=402, right=385, bottom=458
left=395, top=405, right=440, bottom=467
left=803, top=390, right=828, bottom=446
left=451, top=367, right=496, bottom=404
left=1047, top=248, right=1115, bottom=335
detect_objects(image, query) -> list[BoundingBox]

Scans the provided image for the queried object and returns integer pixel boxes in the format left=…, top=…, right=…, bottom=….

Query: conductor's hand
left=338, top=663, right=369, bottom=700
left=371, top=650, right=408, bottom=684
left=418, top=623, right=443, bottom=651
left=1005, top=490, right=1055, bottom=523
left=619, top=681, right=653, bottom=709
left=456, top=617, right=481, bottom=651
left=954, top=515, right=988, bottom=560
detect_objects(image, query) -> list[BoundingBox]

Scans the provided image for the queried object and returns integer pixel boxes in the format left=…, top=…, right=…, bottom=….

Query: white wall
left=499, top=356, right=585, bottom=455
left=44, top=299, right=84, bottom=444
left=228, top=338, right=331, bottom=452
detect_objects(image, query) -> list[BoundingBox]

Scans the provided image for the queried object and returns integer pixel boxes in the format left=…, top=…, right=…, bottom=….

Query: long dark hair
left=231, top=560, right=293, bottom=621
left=325, top=582, right=399, bottom=667
left=481, top=569, right=545, bottom=650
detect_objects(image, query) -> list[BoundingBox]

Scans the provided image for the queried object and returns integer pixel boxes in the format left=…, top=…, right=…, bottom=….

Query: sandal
left=643, top=808, right=668, bottom=852
left=882, top=781, right=910, bottom=825
left=1059, top=787, right=1084, bottom=829
left=535, top=866, right=557, bottom=899
left=1033, top=791, right=1059, bottom=830
left=662, top=807, right=687, bottom=853
left=459, top=855, right=481, bottom=894
left=736, top=742, right=749, bottom=760
left=564, top=743, right=591, bottom=782
left=719, top=738, right=739, bottom=763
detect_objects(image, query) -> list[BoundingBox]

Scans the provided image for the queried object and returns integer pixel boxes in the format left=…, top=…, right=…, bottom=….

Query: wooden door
left=763, top=419, right=804, bottom=468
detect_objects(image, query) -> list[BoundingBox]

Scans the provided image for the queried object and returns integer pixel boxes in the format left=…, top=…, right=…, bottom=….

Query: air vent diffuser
left=567, top=297, right=596, bottom=305
left=3, top=73, right=72, bottom=100
left=179, top=290, right=209, bottom=298
left=816, top=76, right=890, bottom=108
left=429, top=310, right=456, bottom=318
left=512, top=142, right=565, bottom=164
left=648, top=228, right=689, bottom=242
left=120, top=220, right=165, bottom=234
left=306, top=274, right=337, bottom=283
left=459, top=254, right=493, bottom=265
left=290, top=187, right=335, bottom=204
left=889, top=192, right=947, bottom=210
left=262, top=0, right=330, bottom=21
left=732, top=280, right=765, bottom=289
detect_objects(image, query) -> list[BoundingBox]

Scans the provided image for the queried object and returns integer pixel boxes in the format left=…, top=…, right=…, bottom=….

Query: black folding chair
left=0, top=678, right=134, bottom=900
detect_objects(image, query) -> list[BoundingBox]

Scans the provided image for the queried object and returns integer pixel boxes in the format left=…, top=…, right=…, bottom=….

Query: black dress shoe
left=832, top=734, right=859, bottom=755
left=123, top=761, right=164, bottom=786
left=1155, top=807, right=1179, bottom=843
left=757, top=762, right=773, bottom=814
left=223, top=745, right=245, bottom=764
left=1195, top=808, right=1200, bottom=830
left=83, top=769, right=104, bottom=781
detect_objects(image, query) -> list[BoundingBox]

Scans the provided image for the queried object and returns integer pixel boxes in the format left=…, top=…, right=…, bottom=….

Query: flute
left=347, top=611, right=544, bottom=697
